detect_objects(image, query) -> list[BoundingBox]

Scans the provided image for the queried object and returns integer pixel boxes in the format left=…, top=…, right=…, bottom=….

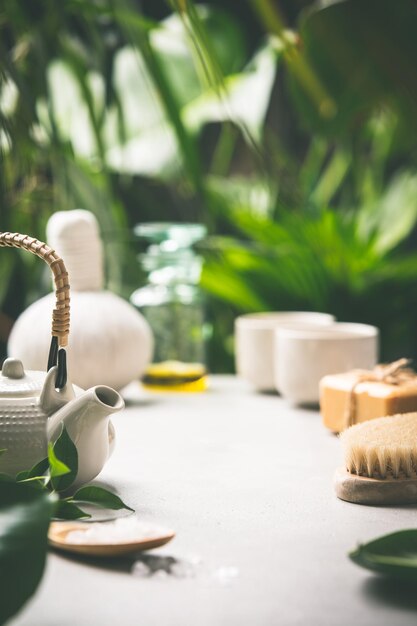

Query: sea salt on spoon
left=48, top=517, right=175, bottom=557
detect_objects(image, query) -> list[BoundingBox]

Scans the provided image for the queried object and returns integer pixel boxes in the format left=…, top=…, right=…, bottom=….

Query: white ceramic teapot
left=0, top=232, right=124, bottom=489
left=0, top=358, right=122, bottom=487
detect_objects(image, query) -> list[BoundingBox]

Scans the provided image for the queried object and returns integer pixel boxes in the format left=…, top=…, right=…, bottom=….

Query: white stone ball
left=8, top=291, right=153, bottom=390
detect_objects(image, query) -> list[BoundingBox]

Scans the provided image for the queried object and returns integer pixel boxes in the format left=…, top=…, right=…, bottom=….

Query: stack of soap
left=320, top=370, right=417, bottom=433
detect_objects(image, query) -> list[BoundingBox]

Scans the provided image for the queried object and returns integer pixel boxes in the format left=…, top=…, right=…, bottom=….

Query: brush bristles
left=340, top=412, right=417, bottom=479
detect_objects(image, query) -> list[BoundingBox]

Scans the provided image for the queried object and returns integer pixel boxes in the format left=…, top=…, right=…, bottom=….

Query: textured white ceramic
left=0, top=358, right=124, bottom=487
left=235, top=312, right=335, bottom=392
left=274, top=322, right=379, bottom=404
left=8, top=210, right=154, bottom=390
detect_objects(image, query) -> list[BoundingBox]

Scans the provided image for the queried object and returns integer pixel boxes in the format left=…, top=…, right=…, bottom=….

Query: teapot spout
left=88, top=386, right=125, bottom=416
left=47, top=385, right=124, bottom=489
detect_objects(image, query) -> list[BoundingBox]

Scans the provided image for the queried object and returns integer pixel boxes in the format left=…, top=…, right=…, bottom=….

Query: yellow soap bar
left=320, top=371, right=417, bottom=433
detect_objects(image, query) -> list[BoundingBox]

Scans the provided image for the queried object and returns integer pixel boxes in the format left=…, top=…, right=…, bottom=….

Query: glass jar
left=130, top=223, right=208, bottom=391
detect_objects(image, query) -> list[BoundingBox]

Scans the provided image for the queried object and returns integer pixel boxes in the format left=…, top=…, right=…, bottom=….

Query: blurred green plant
left=2, top=0, right=417, bottom=370
left=0, top=480, right=55, bottom=625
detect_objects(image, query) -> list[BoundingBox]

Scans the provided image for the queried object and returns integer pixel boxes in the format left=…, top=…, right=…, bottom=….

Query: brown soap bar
left=320, top=371, right=417, bottom=433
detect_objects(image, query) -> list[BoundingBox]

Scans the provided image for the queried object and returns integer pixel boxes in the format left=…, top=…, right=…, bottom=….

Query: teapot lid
left=0, top=358, right=46, bottom=398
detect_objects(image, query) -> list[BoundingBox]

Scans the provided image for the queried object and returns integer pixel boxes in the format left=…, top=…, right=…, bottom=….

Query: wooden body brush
left=335, top=412, right=417, bottom=505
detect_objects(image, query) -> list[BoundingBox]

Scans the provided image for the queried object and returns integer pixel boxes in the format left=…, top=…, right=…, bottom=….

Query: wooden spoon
left=48, top=521, right=175, bottom=557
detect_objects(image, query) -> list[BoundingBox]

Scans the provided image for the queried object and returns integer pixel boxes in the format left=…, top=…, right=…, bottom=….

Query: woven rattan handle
left=0, top=232, right=70, bottom=348
left=0, top=232, right=70, bottom=387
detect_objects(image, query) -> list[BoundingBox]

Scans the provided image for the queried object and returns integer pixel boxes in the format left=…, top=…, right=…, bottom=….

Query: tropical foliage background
left=2, top=0, right=417, bottom=373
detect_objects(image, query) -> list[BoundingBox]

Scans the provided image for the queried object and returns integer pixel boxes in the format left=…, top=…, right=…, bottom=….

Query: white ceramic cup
left=235, top=312, right=335, bottom=391
left=274, top=322, right=379, bottom=404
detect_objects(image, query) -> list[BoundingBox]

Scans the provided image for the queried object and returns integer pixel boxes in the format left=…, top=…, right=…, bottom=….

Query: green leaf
left=16, top=458, right=50, bottom=486
left=357, top=172, right=417, bottom=255
left=183, top=41, right=278, bottom=143
left=48, top=444, right=70, bottom=479
left=292, top=0, right=417, bottom=136
left=73, top=486, right=134, bottom=512
left=168, top=4, right=245, bottom=89
left=53, top=500, right=90, bottom=521
left=15, top=470, right=30, bottom=482
left=27, top=457, right=50, bottom=479
left=50, top=426, right=78, bottom=492
left=16, top=479, right=48, bottom=491
left=0, top=449, right=6, bottom=456
left=349, top=529, right=417, bottom=581
left=202, top=260, right=268, bottom=310
left=310, top=146, right=352, bottom=207
left=0, top=482, right=56, bottom=624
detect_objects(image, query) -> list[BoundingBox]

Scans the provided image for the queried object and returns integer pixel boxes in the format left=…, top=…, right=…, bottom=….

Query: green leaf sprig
left=1, top=426, right=133, bottom=520
left=349, top=529, right=417, bottom=581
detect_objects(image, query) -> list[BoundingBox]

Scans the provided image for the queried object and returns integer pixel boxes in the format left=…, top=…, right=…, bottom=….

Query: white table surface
left=13, top=376, right=417, bottom=626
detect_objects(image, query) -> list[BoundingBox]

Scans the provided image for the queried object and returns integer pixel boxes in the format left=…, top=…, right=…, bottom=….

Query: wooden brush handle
left=0, top=232, right=70, bottom=348
left=334, top=467, right=417, bottom=505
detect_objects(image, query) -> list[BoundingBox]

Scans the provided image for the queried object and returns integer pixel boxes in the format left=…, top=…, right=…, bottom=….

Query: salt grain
left=170, top=560, right=197, bottom=579
left=131, top=561, right=152, bottom=578
left=212, top=566, right=239, bottom=586
left=131, top=551, right=238, bottom=585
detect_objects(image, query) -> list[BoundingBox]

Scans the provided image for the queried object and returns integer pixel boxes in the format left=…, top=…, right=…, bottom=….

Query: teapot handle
left=0, top=232, right=70, bottom=387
